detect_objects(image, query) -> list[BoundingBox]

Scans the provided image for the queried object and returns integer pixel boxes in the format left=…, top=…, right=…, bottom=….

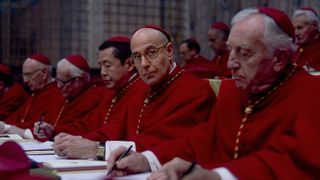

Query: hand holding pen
left=37, top=112, right=45, bottom=133
left=107, top=145, right=133, bottom=175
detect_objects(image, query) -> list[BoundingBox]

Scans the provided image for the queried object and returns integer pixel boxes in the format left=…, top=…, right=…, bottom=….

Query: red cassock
left=55, top=77, right=141, bottom=140
left=125, top=66, right=216, bottom=152
left=44, top=85, right=104, bottom=128
left=183, top=55, right=216, bottom=79
left=210, top=50, right=231, bottom=78
left=294, top=36, right=320, bottom=70
left=0, top=83, right=28, bottom=120
left=4, top=82, right=62, bottom=129
left=154, top=66, right=320, bottom=179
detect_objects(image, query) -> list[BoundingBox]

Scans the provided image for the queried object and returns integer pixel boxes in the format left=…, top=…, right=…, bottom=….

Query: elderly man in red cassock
left=99, top=25, right=215, bottom=172
left=0, top=64, right=28, bottom=121
left=1, top=54, right=62, bottom=138
left=32, top=55, right=103, bottom=141
left=179, top=38, right=214, bottom=78
left=52, top=26, right=216, bottom=160
left=292, top=7, right=320, bottom=71
left=48, top=36, right=140, bottom=158
left=107, top=8, right=320, bottom=179
left=208, top=22, right=232, bottom=78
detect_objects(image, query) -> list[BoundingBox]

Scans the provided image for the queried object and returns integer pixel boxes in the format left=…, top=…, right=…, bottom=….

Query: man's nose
left=140, top=56, right=151, bottom=67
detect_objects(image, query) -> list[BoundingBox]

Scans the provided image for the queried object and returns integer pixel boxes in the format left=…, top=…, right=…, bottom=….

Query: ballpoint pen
left=37, top=112, right=45, bottom=134
left=107, top=145, right=133, bottom=175
left=181, top=161, right=196, bottom=178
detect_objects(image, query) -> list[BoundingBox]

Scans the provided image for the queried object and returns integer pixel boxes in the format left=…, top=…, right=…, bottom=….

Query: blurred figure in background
left=0, top=64, right=28, bottom=121
left=208, top=22, right=232, bottom=78
left=179, top=38, right=214, bottom=78
left=292, top=7, right=320, bottom=71
left=1, top=54, right=61, bottom=138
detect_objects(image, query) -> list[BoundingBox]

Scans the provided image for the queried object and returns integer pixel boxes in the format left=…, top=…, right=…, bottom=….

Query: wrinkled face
left=227, top=15, right=276, bottom=93
left=22, top=59, right=47, bottom=92
left=292, top=15, right=318, bottom=44
left=179, top=43, right=195, bottom=62
left=98, top=47, right=131, bottom=91
left=131, top=29, right=173, bottom=86
left=208, top=29, right=226, bottom=52
left=56, top=66, right=85, bottom=99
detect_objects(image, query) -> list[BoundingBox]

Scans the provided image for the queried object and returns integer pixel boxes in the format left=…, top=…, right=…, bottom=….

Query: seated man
left=107, top=8, right=320, bottom=179
left=208, top=22, right=231, bottom=78
left=1, top=54, right=61, bottom=138
left=179, top=38, right=214, bottom=78
left=45, top=36, right=140, bottom=158
left=52, top=26, right=216, bottom=160
left=292, top=7, right=320, bottom=71
left=33, top=55, right=103, bottom=140
left=0, top=64, right=28, bottom=120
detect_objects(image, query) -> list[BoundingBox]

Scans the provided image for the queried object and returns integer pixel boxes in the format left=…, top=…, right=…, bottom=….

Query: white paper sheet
left=19, top=141, right=53, bottom=151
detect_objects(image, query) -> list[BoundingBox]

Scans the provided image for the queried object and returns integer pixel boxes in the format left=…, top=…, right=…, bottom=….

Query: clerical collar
left=169, top=62, right=177, bottom=74
left=246, top=64, right=297, bottom=105
left=128, top=72, right=138, bottom=82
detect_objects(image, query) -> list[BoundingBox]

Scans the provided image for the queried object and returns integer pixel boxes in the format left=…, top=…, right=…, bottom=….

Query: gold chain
left=20, top=93, right=34, bottom=123
left=136, top=70, right=184, bottom=134
left=103, top=77, right=140, bottom=124
left=233, top=65, right=297, bottom=159
left=53, top=100, right=68, bottom=127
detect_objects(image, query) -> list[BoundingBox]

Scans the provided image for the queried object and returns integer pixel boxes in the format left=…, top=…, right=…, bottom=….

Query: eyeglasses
left=56, top=76, right=80, bottom=86
left=131, top=43, right=167, bottom=64
left=22, top=69, right=43, bottom=79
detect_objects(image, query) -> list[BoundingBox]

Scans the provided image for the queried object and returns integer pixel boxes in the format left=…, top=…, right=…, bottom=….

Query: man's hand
left=52, top=133, right=98, bottom=159
left=0, top=121, right=6, bottom=134
left=33, top=121, right=55, bottom=140
left=147, top=157, right=220, bottom=180
left=6, top=126, right=26, bottom=138
left=107, top=147, right=151, bottom=177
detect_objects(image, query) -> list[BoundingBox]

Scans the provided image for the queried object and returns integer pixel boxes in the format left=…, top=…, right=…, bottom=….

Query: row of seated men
left=180, top=7, right=320, bottom=79
left=0, top=6, right=319, bottom=179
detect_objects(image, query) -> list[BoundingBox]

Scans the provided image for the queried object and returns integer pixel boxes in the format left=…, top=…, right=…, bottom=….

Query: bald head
left=130, top=27, right=174, bottom=87
left=131, top=28, right=169, bottom=50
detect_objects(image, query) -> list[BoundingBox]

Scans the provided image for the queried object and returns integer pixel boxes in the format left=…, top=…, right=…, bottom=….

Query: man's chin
left=142, top=77, right=158, bottom=87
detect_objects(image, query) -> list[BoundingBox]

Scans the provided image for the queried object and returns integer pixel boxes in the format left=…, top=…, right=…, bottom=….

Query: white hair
left=27, top=58, right=52, bottom=78
left=231, top=8, right=296, bottom=57
left=292, top=9, right=320, bottom=31
left=57, top=59, right=90, bottom=82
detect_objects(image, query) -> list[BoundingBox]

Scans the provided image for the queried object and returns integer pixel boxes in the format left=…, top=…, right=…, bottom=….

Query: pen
left=180, top=161, right=196, bottom=178
left=107, top=145, right=133, bottom=175
left=37, top=113, right=45, bottom=133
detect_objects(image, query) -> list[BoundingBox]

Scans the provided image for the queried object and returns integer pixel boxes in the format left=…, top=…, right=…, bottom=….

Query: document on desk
left=114, top=173, right=151, bottom=180
left=0, top=134, right=26, bottom=144
left=58, top=171, right=150, bottom=180
left=42, top=159, right=108, bottom=172
left=19, top=141, right=53, bottom=151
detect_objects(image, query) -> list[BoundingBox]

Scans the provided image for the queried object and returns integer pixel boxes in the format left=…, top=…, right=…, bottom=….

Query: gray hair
left=57, top=59, right=90, bottom=82
left=292, top=9, right=320, bottom=31
left=231, top=8, right=296, bottom=57
left=27, top=58, right=52, bottom=77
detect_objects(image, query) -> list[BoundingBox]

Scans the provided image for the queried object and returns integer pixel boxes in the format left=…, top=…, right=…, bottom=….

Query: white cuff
left=4, top=124, right=11, bottom=131
left=24, top=129, right=34, bottom=139
left=141, top=150, right=162, bottom=172
left=213, top=167, right=238, bottom=180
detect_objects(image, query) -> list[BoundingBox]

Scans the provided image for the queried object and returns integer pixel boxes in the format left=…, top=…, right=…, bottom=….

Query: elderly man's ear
left=125, top=57, right=135, bottom=72
left=272, top=48, right=294, bottom=72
